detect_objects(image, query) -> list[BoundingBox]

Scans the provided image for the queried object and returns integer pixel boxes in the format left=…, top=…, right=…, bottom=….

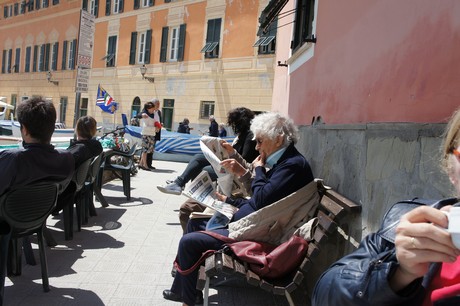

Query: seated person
left=0, top=97, right=74, bottom=196
left=312, top=108, right=460, bottom=306
left=157, top=107, right=259, bottom=195
left=177, top=118, right=192, bottom=134
left=163, top=112, right=314, bottom=306
left=54, top=116, right=103, bottom=213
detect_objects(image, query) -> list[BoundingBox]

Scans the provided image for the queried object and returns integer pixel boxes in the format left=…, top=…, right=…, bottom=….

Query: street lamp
left=139, top=64, right=154, bottom=83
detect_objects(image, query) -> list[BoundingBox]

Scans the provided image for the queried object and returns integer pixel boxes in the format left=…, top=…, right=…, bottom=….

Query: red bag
left=174, top=232, right=308, bottom=279
left=225, top=235, right=308, bottom=279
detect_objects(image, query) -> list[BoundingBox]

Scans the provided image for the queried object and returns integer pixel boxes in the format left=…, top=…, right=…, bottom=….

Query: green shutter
left=160, top=27, right=168, bottom=63
left=61, top=41, right=67, bottom=70
left=129, top=32, right=137, bottom=65
left=144, top=29, right=152, bottom=64
left=177, top=24, right=186, bottom=62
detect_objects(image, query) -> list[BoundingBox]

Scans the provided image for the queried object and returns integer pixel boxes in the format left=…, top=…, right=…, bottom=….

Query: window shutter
left=3, top=6, right=7, bottom=18
left=133, top=0, right=139, bottom=10
left=39, top=45, right=45, bottom=71
left=144, top=29, right=152, bottom=64
left=94, top=0, right=99, bottom=17
left=105, top=0, right=111, bottom=16
left=52, top=42, right=58, bottom=70
left=15, top=48, right=20, bottom=72
left=82, top=0, right=88, bottom=11
left=149, top=0, right=154, bottom=7
left=43, top=0, right=49, bottom=8
left=129, top=32, right=137, bottom=65
left=44, top=43, right=50, bottom=71
left=177, top=24, right=186, bottom=62
left=165, top=0, right=171, bottom=2
left=61, top=40, right=67, bottom=70
left=29, top=0, right=34, bottom=12
left=25, top=47, right=31, bottom=72
left=119, top=0, right=123, bottom=12
left=160, top=26, right=168, bottom=63
left=53, top=0, right=59, bottom=5
left=33, top=45, right=38, bottom=72
left=1, top=50, right=5, bottom=74
left=71, top=39, right=77, bottom=69
left=213, top=18, right=222, bottom=43
left=35, top=0, right=40, bottom=10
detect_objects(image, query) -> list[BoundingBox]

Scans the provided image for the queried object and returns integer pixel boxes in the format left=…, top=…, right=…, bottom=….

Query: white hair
left=250, top=112, right=299, bottom=145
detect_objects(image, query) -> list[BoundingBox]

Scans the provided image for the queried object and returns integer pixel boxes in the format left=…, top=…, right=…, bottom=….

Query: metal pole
left=74, top=91, right=81, bottom=128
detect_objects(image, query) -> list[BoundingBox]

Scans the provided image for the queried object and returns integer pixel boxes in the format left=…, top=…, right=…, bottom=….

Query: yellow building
left=0, top=0, right=276, bottom=131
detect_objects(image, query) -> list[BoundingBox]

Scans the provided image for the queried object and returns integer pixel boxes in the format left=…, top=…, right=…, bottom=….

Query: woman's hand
left=390, top=205, right=459, bottom=292
left=220, top=159, right=246, bottom=177
left=215, top=191, right=227, bottom=202
left=252, top=153, right=266, bottom=168
left=220, top=140, right=235, bottom=156
left=142, top=113, right=148, bottom=118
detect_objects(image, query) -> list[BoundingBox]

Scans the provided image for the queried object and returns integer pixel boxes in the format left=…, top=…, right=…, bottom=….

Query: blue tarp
left=123, top=125, right=235, bottom=156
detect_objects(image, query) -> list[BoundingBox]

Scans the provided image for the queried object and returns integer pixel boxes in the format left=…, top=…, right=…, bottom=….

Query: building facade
left=0, top=0, right=276, bottom=131
left=267, top=0, right=460, bottom=237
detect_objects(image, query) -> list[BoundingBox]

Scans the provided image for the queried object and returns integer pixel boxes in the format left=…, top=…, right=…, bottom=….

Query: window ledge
left=287, top=42, right=314, bottom=74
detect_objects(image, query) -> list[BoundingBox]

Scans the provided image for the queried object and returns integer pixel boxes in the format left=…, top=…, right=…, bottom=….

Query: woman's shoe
left=138, top=165, right=150, bottom=171
left=163, top=290, right=182, bottom=302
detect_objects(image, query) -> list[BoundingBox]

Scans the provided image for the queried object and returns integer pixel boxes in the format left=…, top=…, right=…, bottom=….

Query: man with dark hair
left=0, top=97, right=74, bottom=196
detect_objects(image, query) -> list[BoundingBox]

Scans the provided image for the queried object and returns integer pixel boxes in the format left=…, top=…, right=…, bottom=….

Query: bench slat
left=320, top=195, right=345, bottom=218
left=317, top=210, right=337, bottom=234
left=325, top=189, right=362, bottom=212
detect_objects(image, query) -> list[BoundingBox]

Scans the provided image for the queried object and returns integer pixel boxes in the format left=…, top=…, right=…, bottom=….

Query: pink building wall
left=277, top=1, right=460, bottom=125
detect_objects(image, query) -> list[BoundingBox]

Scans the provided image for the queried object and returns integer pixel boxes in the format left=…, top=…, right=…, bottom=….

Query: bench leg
left=203, top=276, right=210, bottom=306
left=285, top=291, right=295, bottom=306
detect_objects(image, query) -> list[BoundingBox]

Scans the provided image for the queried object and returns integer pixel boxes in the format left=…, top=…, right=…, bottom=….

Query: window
left=14, top=3, right=18, bottom=15
left=141, top=0, right=153, bottom=8
left=59, top=97, right=67, bottom=124
left=67, top=39, right=76, bottom=70
left=112, top=0, right=123, bottom=14
left=33, top=45, right=38, bottom=72
left=201, top=18, right=221, bottom=59
left=129, top=30, right=151, bottom=65
left=169, top=26, right=179, bottom=61
left=42, top=0, right=49, bottom=8
left=254, top=19, right=277, bottom=55
left=292, top=0, right=315, bottom=52
left=89, top=0, right=98, bottom=16
left=20, top=1, right=25, bottom=14
left=28, top=0, right=34, bottom=12
left=25, top=46, right=31, bottom=72
left=35, top=0, right=40, bottom=10
left=2, top=49, right=12, bottom=74
left=200, top=101, right=215, bottom=119
left=138, top=32, right=146, bottom=63
left=51, top=42, right=58, bottom=71
left=38, top=44, right=45, bottom=71
left=160, top=24, right=186, bottom=62
left=106, top=35, right=117, bottom=67
left=52, top=0, right=59, bottom=5
left=14, top=48, right=20, bottom=73
left=83, top=0, right=98, bottom=16
left=80, top=98, right=88, bottom=117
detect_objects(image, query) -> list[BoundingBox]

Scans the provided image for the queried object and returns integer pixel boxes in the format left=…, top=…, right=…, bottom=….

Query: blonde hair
left=441, top=109, right=460, bottom=171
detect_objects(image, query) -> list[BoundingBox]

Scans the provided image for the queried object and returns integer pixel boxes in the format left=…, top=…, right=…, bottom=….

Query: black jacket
left=312, top=198, right=458, bottom=306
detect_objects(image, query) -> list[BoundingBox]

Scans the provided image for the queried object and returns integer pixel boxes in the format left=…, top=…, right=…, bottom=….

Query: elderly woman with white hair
left=163, top=112, right=314, bottom=306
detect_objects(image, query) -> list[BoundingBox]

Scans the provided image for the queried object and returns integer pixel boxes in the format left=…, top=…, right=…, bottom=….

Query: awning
left=258, top=0, right=289, bottom=36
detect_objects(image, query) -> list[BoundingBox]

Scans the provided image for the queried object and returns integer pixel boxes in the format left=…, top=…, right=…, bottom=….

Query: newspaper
left=183, top=171, right=238, bottom=220
left=199, top=136, right=247, bottom=197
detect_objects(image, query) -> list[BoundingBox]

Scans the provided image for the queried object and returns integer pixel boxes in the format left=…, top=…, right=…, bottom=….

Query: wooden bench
left=196, top=180, right=361, bottom=306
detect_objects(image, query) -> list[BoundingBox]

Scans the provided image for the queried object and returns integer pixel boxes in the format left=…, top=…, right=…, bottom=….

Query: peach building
left=0, top=0, right=276, bottom=130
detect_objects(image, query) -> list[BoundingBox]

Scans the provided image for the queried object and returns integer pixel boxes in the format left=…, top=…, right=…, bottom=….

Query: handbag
left=174, top=231, right=308, bottom=279
left=225, top=234, right=308, bottom=279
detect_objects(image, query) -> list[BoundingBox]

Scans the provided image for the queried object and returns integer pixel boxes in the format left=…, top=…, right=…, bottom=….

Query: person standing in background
left=218, top=123, right=227, bottom=137
left=208, top=115, right=218, bottom=137
left=138, top=102, right=156, bottom=171
left=147, top=98, right=162, bottom=170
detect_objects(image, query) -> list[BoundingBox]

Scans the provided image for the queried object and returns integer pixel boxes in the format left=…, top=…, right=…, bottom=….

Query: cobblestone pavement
left=3, top=160, right=291, bottom=306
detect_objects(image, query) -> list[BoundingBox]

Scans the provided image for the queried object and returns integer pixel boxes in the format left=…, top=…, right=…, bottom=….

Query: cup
left=445, top=207, right=460, bottom=249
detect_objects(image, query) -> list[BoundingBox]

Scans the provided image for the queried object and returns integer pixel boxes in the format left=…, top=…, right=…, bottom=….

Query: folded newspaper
left=199, top=136, right=247, bottom=197
left=183, top=171, right=238, bottom=220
